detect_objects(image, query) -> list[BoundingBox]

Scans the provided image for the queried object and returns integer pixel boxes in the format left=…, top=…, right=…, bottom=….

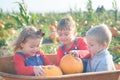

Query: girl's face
left=21, top=38, right=42, bottom=55
left=86, top=36, right=105, bottom=56
left=57, top=29, right=76, bottom=45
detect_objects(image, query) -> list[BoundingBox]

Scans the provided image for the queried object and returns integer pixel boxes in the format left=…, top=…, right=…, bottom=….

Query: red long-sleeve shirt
left=13, top=50, right=52, bottom=76
left=57, top=37, right=91, bottom=65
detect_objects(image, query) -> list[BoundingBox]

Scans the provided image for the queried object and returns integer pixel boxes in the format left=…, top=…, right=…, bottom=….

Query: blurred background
left=0, top=0, right=120, bottom=13
left=0, top=0, right=120, bottom=63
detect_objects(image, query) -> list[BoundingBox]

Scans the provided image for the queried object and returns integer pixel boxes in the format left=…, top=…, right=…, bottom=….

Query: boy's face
left=20, top=38, right=41, bottom=55
left=86, top=36, right=105, bottom=56
left=57, top=29, right=76, bottom=45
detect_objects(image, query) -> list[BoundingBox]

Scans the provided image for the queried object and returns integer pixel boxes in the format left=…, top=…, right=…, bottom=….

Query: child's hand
left=33, top=66, right=45, bottom=76
left=68, top=50, right=79, bottom=58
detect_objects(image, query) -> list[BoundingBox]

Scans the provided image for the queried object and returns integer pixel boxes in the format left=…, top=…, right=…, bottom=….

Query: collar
left=91, top=49, right=108, bottom=58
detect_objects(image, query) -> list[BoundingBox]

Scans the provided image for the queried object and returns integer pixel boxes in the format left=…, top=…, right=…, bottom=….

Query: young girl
left=56, top=15, right=91, bottom=72
left=13, top=26, right=52, bottom=76
left=86, top=24, right=115, bottom=72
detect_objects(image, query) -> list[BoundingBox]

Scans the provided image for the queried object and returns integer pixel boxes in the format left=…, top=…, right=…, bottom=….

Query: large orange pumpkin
left=42, top=65, right=62, bottom=76
left=60, top=54, right=83, bottom=74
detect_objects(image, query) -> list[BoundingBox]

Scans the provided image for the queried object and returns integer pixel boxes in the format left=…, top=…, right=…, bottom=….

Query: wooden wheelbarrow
left=0, top=54, right=120, bottom=80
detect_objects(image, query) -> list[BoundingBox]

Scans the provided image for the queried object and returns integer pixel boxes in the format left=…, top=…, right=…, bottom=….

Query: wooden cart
left=0, top=54, right=120, bottom=80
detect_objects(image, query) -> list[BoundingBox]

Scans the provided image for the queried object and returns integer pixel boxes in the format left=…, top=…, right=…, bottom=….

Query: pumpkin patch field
left=0, top=0, right=120, bottom=64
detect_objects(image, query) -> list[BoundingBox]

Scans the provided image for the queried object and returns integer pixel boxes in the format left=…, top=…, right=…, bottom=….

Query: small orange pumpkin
left=0, top=34, right=4, bottom=38
left=38, top=24, right=44, bottom=28
left=8, top=28, right=16, bottom=35
left=49, top=25, right=56, bottom=31
left=49, top=31, right=59, bottom=42
left=112, top=46, right=120, bottom=55
left=109, top=27, right=119, bottom=37
left=0, top=23, right=4, bottom=28
left=60, top=54, right=83, bottom=74
left=43, top=65, right=62, bottom=76
left=115, top=64, right=120, bottom=70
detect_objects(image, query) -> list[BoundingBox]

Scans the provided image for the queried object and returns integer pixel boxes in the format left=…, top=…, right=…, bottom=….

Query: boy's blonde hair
left=86, top=24, right=112, bottom=47
left=13, top=26, right=45, bottom=52
left=57, top=15, right=76, bottom=31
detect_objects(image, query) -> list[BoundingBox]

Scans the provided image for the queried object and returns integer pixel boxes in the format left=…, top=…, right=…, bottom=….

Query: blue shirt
left=86, top=49, right=116, bottom=72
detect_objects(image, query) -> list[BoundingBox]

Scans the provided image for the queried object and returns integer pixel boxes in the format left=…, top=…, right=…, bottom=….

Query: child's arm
left=77, top=37, right=91, bottom=58
left=13, top=54, right=34, bottom=75
left=37, top=50, right=53, bottom=65
left=33, top=66, right=45, bottom=76
left=68, top=50, right=90, bottom=58
left=78, top=50, right=90, bottom=58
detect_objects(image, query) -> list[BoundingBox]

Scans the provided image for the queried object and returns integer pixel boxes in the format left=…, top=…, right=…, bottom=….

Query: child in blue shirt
left=85, top=24, right=116, bottom=72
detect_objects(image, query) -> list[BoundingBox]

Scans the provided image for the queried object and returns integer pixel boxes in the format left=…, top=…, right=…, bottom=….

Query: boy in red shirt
left=13, top=26, right=52, bottom=76
left=56, top=15, right=91, bottom=72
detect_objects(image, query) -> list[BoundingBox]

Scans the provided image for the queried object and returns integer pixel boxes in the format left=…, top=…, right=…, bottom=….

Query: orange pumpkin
left=60, top=54, right=83, bottom=74
left=109, top=27, right=120, bottom=37
left=49, top=25, right=56, bottom=31
left=42, top=65, right=62, bottom=76
left=38, top=24, right=43, bottom=28
left=8, top=28, right=16, bottom=35
left=115, top=64, right=120, bottom=70
left=112, top=46, right=120, bottom=55
left=49, top=31, right=59, bottom=42
left=0, top=23, right=4, bottom=28
left=0, top=33, right=4, bottom=38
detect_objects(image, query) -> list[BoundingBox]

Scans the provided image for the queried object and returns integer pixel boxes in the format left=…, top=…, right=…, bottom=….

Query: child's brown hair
left=57, top=15, right=76, bottom=31
left=86, top=24, right=112, bottom=48
left=12, top=26, right=45, bottom=52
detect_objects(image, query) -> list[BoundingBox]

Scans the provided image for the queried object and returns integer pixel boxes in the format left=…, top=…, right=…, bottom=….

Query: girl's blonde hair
left=13, top=26, right=45, bottom=52
left=57, top=15, right=76, bottom=31
left=86, top=24, right=112, bottom=47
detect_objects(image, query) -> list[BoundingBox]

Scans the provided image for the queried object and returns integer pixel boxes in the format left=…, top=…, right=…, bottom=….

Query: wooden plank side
left=0, top=54, right=120, bottom=80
